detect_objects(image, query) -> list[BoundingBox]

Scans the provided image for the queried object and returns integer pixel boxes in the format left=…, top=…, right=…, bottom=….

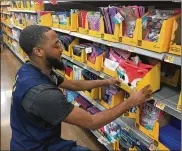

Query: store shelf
left=52, top=27, right=71, bottom=34
left=0, top=4, right=11, bottom=6
left=62, top=54, right=181, bottom=120
left=1, top=12, right=11, bottom=15
left=71, top=32, right=165, bottom=61
left=9, top=10, right=37, bottom=13
left=77, top=91, right=157, bottom=150
left=2, top=31, right=14, bottom=39
left=61, top=54, right=110, bottom=79
left=12, top=25, right=23, bottom=30
left=7, top=25, right=181, bottom=66
left=3, top=42, right=24, bottom=63
left=90, top=130, right=113, bottom=150
left=153, top=84, right=181, bottom=120
left=1, top=22, right=13, bottom=28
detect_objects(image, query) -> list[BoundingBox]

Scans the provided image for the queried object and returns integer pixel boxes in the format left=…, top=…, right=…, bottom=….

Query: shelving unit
left=12, top=25, right=181, bottom=66
left=2, top=1, right=181, bottom=151
left=77, top=91, right=157, bottom=150
left=3, top=42, right=24, bottom=63
left=1, top=22, right=13, bottom=28
left=1, top=12, right=11, bottom=15
left=9, top=10, right=37, bottom=13
left=61, top=54, right=181, bottom=121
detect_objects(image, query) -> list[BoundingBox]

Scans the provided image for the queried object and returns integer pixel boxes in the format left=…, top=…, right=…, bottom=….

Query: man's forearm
left=90, top=100, right=133, bottom=130
left=69, top=79, right=109, bottom=91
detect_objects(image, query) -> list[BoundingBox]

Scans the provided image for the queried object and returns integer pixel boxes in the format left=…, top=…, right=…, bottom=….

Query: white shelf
left=51, top=27, right=71, bottom=34
left=0, top=4, right=11, bottom=6
left=12, top=25, right=23, bottom=30
left=90, top=130, right=113, bottom=150
left=9, top=10, right=37, bottom=13
left=4, top=42, right=25, bottom=63
left=8, top=25, right=181, bottom=66
left=1, top=22, right=13, bottom=28
left=1, top=12, right=11, bottom=15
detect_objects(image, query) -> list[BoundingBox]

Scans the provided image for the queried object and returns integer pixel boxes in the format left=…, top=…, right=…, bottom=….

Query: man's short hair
left=19, top=25, right=52, bottom=55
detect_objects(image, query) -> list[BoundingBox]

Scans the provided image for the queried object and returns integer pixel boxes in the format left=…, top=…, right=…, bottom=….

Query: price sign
left=155, top=101, right=165, bottom=110
left=164, top=55, right=174, bottom=63
left=100, top=73, right=105, bottom=78
left=124, top=126, right=129, bottom=132
left=98, top=136, right=110, bottom=146
left=149, top=144, right=157, bottom=151
left=128, top=46, right=134, bottom=52
left=83, top=64, right=87, bottom=69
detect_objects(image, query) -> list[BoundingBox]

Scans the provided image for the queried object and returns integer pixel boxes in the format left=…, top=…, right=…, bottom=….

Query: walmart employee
left=10, top=25, right=152, bottom=151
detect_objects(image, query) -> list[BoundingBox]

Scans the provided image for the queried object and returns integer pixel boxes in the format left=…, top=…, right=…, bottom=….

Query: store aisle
left=1, top=48, right=106, bottom=150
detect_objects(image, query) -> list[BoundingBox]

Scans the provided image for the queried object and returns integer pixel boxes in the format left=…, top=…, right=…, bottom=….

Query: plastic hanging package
left=87, top=11, right=101, bottom=31
left=144, top=9, right=181, bottom=42
left=140, top=102, right=163, bottom=131
left=117, top=6, right=144, bottom=38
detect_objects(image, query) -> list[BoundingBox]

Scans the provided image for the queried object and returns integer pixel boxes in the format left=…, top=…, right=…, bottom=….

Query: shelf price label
left=155, top=101, right=165, bottom=110
left=98, top=136, right=110, bottom=146
left=164, top=55, right=174, bottom=63
left=100, top=73, right=105, bottom=78
left=128, top=46, right=134, bottom=52
left=149, top=144, right=157, bottom=151
left=124, top=126, right=129, bottom=132
left=83, top=64, right=87, bottom=69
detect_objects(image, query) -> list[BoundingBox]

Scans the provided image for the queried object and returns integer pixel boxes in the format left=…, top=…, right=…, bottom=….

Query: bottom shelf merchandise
left=136, top=101, right=181, bottom=150
left=64, top=89, right=156, bottom=151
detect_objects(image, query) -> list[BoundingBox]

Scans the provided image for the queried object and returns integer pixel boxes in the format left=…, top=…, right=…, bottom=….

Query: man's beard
left=47, top=57, right=65, bottom=71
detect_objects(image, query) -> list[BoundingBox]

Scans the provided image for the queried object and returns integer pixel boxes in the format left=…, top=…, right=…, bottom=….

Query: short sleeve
left=22, top=84, right=74, bottom=126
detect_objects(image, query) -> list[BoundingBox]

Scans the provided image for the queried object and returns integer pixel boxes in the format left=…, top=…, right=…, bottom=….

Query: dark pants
left=70, top=145, right=91, bottom=151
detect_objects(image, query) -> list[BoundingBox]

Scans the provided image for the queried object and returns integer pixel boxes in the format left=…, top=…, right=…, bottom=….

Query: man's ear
left=32, top=47, right=44, bottom=57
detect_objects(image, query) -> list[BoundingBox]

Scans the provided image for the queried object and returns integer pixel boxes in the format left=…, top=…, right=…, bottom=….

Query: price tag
left=155, top=101, right=165, bottom=110
left=128, top=46, right=134, bottom=52
left=83, top=64, right=87, bottom=69
left=124, top=126, right=129, bottom=132
left=107, top=42, right=112, bottom=47
left=164, top=55, right=174, bottom=63
left=100, top=73, right=105, bottom=78
left=98, top=136, right=110, bottom=146
left=85, top=47, right=92, bottom=54
left=149, top=144, right=157, bottom=151
left=113, top=12, right=124, bottom=24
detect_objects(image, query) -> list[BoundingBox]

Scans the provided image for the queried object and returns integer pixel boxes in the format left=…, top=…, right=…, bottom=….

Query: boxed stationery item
left=118, top=5, right=145, bottom=46
left=99, top=85, right=124, bottom=109
left=135, top=102, right=173, bottom=150
left=82, top=69, right=99, bottom=99
left=59, top=34, right=79, bottom=57
left=87, top=11, right=104, bottom=38
left=138, top=9, right=181, bottom=53
left=100, top=6, right=120, bottom=42
left=86, top=43, right=106, bottom=71
left=57, top=9, right=79, bottom=31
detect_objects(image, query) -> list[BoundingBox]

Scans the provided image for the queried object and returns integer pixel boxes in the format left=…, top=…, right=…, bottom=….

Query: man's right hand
left=128, top=85, right=153, bottom=107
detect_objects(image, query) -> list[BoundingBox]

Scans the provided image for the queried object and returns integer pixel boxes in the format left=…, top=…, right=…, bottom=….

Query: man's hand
left=127, top=85, right=153, bottom=108
left=106, top=77, right=120, bottom=85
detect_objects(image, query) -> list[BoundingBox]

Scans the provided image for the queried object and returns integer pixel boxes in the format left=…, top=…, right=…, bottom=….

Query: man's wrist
left=104, top=79, right=110, bottom=86
left=124, top=98, right=135, bottom=110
